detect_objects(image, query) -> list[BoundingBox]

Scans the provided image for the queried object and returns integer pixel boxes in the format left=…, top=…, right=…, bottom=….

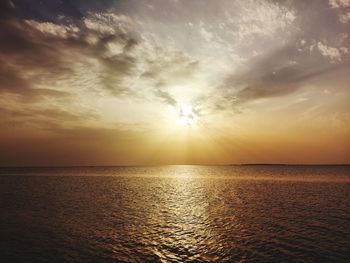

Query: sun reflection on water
left=141, top=165, right=227, bottom=261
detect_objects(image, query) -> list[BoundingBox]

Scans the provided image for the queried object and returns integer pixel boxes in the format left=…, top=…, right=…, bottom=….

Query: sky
left=0, top=0, right=349, bottom=166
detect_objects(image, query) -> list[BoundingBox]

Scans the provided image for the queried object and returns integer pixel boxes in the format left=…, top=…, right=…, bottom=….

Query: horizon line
left=1, top=163, right=350, bottom=168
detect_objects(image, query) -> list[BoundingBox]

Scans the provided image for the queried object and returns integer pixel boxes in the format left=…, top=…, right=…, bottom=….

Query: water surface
left=0, top=165, right=349, bottom=262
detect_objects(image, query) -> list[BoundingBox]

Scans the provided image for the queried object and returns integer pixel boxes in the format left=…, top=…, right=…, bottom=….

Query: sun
left=177, top=103, right=197, bottom=126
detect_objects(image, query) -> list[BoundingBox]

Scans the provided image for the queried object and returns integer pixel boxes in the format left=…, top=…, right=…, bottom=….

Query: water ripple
left=0, top=165, right=349, bottom=262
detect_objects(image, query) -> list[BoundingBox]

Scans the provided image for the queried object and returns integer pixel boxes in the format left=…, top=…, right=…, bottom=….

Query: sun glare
left=177, top=103, right=197, bottom=126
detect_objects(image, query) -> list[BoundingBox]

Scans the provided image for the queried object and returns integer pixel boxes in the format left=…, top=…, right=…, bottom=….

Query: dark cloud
left=0, top=18, right=74, bottom=99
left=154, top=89, right=177, bottom=106
left=0, top=53, right=72, bottom=101
left=0, top=3, right=141, bottom=100
left=218, top=43, right=350, bottom=105
left=95, top=34, right=139, bottom=95
left=0, top=0, right=15, bottom=20
left=12, top=0, right=117, bottom=22
left=13, top=0, right=82, bottom=21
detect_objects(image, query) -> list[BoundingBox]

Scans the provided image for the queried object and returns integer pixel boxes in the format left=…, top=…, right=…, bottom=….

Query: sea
left=0, top=165, right=349, bottom=262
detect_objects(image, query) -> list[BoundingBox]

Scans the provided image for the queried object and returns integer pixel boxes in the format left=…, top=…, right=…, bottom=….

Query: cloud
left=154, top=89, right=177, bottom=106
left=0, top=0, right=349, bottom=165
left=0, top=20, right=78, bottom=99
left=25, top=20, right=80, bottom=38
left=339, top=12, right=350, bottom=23
left=232, top=0, right=296, bottom=42
left=209, top=42, right=350, bottom=110
left=0, top=0, right=300, bottom=111
left=328, top=0, right=350, bottom=23
left=329, top=0, right=350, bottom=8
left=317, top=42, right=343, bottom=62
left=0, top=3, right=204, bottom=139
left=0, top=1, right=349, bottom=118
left=0, top=10, right=140, bottom=100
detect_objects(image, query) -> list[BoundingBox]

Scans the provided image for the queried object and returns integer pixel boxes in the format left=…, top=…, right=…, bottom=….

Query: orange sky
left=0, top=0, right=349, bottom=165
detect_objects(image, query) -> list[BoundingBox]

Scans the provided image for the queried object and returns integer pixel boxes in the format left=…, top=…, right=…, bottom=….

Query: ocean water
left=0, top=165, right=349, bottom=262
